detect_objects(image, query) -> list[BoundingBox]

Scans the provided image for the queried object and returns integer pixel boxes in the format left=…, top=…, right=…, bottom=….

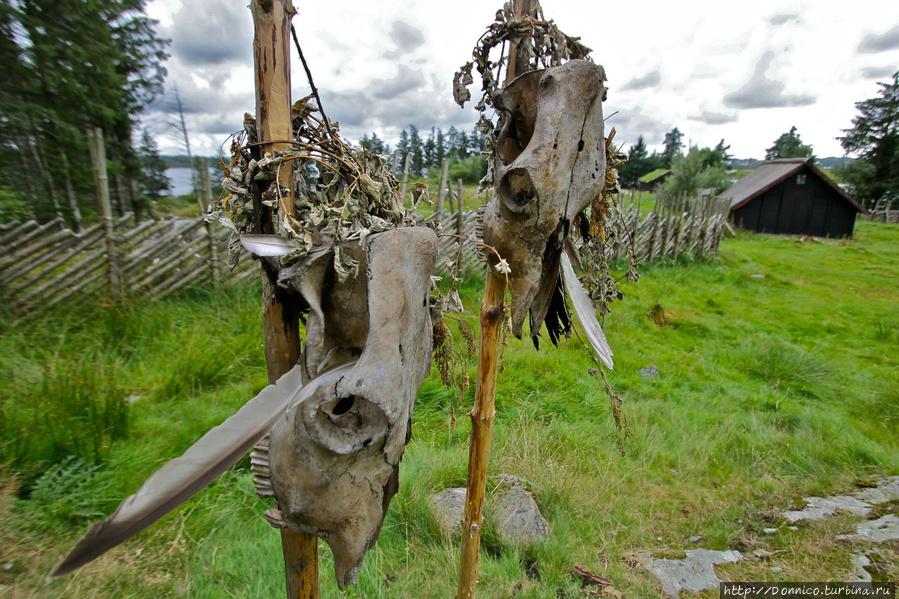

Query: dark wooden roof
left=717, top=158, right=865, bottom=213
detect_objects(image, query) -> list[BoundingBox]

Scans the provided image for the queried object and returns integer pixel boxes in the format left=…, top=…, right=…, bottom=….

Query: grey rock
left=783, top=495, right=872, bottom=522
left=849, top=554, right=872, bottom=583
left=430, top=487, right=466, bottom=534
left=687, top=535, right=703, bottom=544
left=644, top=549, right=742, bottom=597
left=637, top=365, right=659, bottom=380
left=854, top=476, right=899, bottom=505
left=750, top=274, right=766, bottom=280
left=763, top=528, right=778, bottom=534
left=495, top=484, right=549, bottom=546
left=429, top=483, right=550, bottom=547
left=836, top=515, right=899, bottom=543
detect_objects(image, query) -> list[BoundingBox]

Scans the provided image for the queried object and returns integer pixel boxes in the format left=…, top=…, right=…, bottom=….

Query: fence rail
left=0, top=198, right=727, bottom=316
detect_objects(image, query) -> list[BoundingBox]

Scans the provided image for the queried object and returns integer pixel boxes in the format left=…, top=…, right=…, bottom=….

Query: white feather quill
left=240, top=234, right=294, bottom=256
left=51, top=360, right=356, bottom=577
left=560, top=252, right=614, bottom=369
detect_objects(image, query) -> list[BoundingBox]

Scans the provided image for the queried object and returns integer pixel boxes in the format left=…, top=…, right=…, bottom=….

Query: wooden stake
left=86, top=127, right=122, bottom=302
left=251, top=1, right=320, bottom=597
left=456, top=272, right=505, bottom=599
left=456, top=3, right=534, bottom=597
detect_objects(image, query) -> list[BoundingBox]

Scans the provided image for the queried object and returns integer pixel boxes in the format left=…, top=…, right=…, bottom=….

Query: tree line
left=0, top=0, right=169, bottom=227
left=360, top=125, right=488, bottom=184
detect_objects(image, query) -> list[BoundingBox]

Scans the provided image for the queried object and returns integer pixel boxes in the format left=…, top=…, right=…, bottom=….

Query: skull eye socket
left=499, top=168, right=537, bottom=213
left=494, top=69, right=542, bottom=167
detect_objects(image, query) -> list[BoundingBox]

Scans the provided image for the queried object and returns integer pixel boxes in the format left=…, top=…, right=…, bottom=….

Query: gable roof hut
left=718, top=158, right=865, bottom=238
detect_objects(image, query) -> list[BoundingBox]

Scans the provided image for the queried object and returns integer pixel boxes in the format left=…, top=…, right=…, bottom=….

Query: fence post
left=435, top=157, right=450, bottom=218
left=86, top=127, right=122, bottom=302
left=202, top=158, right=220, bottom=286
left=251, top=1, right=319, bottom=597
left=400, top=153, right=411, bottom=200
left=456, top=178, right=464, bottom=237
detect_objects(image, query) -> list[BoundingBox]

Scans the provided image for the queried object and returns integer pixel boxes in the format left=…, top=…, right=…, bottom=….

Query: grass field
left=1, top=221, right=897, bottom=597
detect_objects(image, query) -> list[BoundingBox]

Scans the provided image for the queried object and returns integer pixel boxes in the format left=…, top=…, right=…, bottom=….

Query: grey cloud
left=858, top=24, right=899, bottom=53
left=607, top=107, right=668, bottom=145
left=689, top=111, right=737, bottom=125
left=167, top=0, right=251, bottom=67
left=621, top=70, right=661, bottom=91
left=861, top=66, right=898, bottom=79
left=769, top=14, right=799, bottom=26
left=723, top=51, right=816, bottom=109
left=383, top=20, right=425, bottom=59
left=370, top=65, right=426, bottom=99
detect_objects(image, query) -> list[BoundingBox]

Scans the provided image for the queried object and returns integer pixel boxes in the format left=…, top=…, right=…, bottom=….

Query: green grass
left=1, top=222, right=897, bottom=597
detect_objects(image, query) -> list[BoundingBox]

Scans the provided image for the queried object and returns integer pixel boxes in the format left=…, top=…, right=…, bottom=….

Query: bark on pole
left=456, top=3, right=536, bottom=597
left=250, top=1, right=320, bottom=598
left=86, top=127, right=122, bottom=302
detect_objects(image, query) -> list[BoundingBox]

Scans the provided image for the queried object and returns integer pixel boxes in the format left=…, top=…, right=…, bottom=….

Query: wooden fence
left=0, top=215, right=257, bottom=316
left=0, top=197, right=727, bottom=316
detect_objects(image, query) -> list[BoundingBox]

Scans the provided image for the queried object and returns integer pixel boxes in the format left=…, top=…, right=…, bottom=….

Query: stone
left=429, top=483, right=550, bottom=547
left=783, top=495, right=872, bottom=522
left=430, top=488, right=466, bottom=534
left=495, top=484, right=549, bottom=546
left=644, top=549, right=742, bottom=597
left=854, top=476, right=899, bottom=505
left=637, top=365, right=659, bottom=380
left=836, top=515, right=899, bottom=543
left=849, top=554, right=872, bottom=583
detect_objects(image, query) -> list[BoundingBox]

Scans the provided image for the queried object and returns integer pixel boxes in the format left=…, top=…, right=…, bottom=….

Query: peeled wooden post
left=202, top=158, right=220, bottom=286
left=250, top=1, right=320, bottom=597
left=456, top=271, right=505, bottom=599
left=435, top=157, right=450, bottom=218
left=400, top=153, right=411, bottom=200
left=86, top=127, right=122, bottom=302
left=456, top=177, right=464, bottom=237
left=456, top=2, right=533, bottom=597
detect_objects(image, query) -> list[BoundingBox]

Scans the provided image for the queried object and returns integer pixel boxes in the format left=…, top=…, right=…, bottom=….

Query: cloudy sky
left=144, top=0, right=899, bottom=160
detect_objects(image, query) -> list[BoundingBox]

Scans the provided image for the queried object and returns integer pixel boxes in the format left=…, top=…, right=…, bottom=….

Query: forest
left=0, top=0, right=169, bottom=228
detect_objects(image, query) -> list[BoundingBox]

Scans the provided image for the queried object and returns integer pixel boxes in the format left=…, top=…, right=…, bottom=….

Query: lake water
left=165, top=167, right=218, bottom=197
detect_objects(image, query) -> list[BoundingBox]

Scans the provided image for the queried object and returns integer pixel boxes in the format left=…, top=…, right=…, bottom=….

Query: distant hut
left=718, top=158, right=864, bottom=237
left=638, top=168, right=670, bottom=191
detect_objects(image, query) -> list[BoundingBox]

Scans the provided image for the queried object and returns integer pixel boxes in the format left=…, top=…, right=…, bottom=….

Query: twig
left=290, top=24, right=334, bottom=141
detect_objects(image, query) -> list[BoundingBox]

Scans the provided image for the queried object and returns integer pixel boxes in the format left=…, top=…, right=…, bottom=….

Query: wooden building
left=718, top=158, right=864, bottom=237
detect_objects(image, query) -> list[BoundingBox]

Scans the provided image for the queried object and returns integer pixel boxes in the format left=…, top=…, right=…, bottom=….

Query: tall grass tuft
left=0, top=356, right=129, bottom=486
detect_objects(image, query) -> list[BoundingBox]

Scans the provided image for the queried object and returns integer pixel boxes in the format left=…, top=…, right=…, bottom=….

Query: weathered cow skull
left=262, top=227, right=437, bottom=588
left=482, top=59, right=607, bottom=342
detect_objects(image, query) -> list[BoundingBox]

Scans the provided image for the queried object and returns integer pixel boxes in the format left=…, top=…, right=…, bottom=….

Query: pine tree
left=838, top=71, right=899, bottom=207
left=409, top=125, right=423, bottom=176
left=661, top=127, right=684, bottom=168
left=765, top=126, right=815, bottom=163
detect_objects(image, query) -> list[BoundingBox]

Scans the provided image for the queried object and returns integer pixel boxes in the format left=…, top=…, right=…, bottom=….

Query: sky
left=143, top=0, right=899, bottom=161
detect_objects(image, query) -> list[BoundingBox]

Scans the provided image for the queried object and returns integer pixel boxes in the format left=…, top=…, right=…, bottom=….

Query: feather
left=560, top=253, right=614, bottom=369
left=51, top=360, right=357, bottom=577
left=240, top=234, right=294, bottom=256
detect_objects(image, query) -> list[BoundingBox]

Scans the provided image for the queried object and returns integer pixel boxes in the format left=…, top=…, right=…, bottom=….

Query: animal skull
left=267, top=227, right=437, bottom=588
left=482, top=59, right=607, bottom=342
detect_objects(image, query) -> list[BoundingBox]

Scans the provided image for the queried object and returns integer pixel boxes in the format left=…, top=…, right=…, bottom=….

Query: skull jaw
left=269, top=227, right=437, bottom=588
left=483, top=59, right=607, bottom=340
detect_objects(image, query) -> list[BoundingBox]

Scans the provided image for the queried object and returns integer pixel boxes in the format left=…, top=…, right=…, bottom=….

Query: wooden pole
left=456, top=3, right=534, bottom=597
left=455, top=272, right=505, bottom=599
left=456, top=178, right=464, bottom=237
left=86, top=127, right=122, bottom=302
left=400, top=153, right=411, bottom=200
left=435, top=157, right=450, bottom=218
left=250, top=1, right=319, bottom=598
left=202, top=158, right=220, bottom=287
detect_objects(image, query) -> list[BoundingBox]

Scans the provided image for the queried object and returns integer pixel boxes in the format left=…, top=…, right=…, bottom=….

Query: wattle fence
left=0, top=198, right=728, bottom=317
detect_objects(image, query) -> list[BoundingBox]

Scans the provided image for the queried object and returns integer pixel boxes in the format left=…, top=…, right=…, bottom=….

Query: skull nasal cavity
left=331, top=396, right=356, bottom=416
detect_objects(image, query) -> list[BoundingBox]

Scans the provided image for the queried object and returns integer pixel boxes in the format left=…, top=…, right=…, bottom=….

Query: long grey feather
left=560, top=252, right=614, bottom=369
left=51, top=360, right=356, bottom=577
left=240, top=234, right=293, bottom=256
